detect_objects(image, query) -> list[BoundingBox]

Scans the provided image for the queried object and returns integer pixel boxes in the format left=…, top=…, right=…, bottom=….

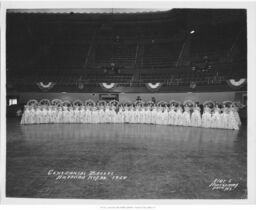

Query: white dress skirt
left=175, top=108, right=183, bottom=126
left=98, top=109, right=105, bottom=123
left=123, top=109, right=128, bottom=123
left=141, top=109, right=147, bottom=124
left=127, top=110, right=133, bottom=123
left=211, top=108, right=221, bottom=128
left=232, top=107, right=241, bottom=127
left=168, top=108, right=175, bottom=125
left=191, top=108, right=202, bottom=127
left=227, top=109, right=239, bottom=130
left=56, top=109, right=62, bottom=123
left=134, top=110, right=140, bottom=124
left=220, top=108, right=229, bottom=129
left=129, top=109, right=135, bottom=123
left=110, top=109, right=116, bottom=123
left=53, top=108, right=58, bottom=123
left=86, top=109, right=92, bottom=123
left=77, top=109, right=83, bottom=123
left=113, top=110, right=119, bottom=123
left=41, top=109, right=47, bottom=123
left=162, top=110, right=169, bottom=125
left=145, top=109, right=151, bottom=124
left=80, top=109, right=87, bottom=123
left=201, top=109, right=212, bottom=128
left=182, top=109, right=191, bottom=127
left=119, top=109, right=125, bottom=123
left=21, top=109, right=31, bottom=125
left=73, top=108, right=80, bottom=123
left=156, top=110, right=163, bottom=125
left=150, top=108, right=157, bottom=124
left=91, top=109, right=98, bottom=123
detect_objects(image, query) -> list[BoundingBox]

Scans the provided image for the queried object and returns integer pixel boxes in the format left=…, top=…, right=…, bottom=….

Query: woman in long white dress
left=34, top=106, right=40, bottom=124
left=145, top=105, right=152, bottom=124
left=51, top=106, right=57, bottom=123
left=98, top=105, right=105, bottom=123
left=134, top=106, right=140, bottom=124
left=119, top=106, right=125, bottom=124
left=129, top=106, right=135, bottom=124
left=41, top=106, right=47, bottom=124
left=231, top=105, right=241, bottom=127
left=220, top=105, right=229, bottom=129
left=150, top=105, right=157, bottom=125
left=211, top=104, right=221, bottom=128
left=182, top=105, right=191, bottom=127
left=92, top=105, right=98, bottom=123
left=27, top=106, right=35, bottom=124
left=137, top=106, right=143, bottom=124
left=176, top=105, right=183, bottom=126
left=156, top=106, right=163, bottom=125
left=227, top=107, right=239, bottom=130
left=56, top=106, right=63, bottom=123
left=168, top=105, right=175, bottom=125
left=202, top=105, right=212, bottom=128
left=86, top=106, right=93, bottom=123
left=72, top=106, right=79, bottom=123
left=191, top=104, right=201, bottom=127
left=110, top=105, right=116, bottom=123
left=127, top=106, right=132, bottom=123
left=141, top=105, right=147, bottom=124
left=162, top=106, right=169, bottom=125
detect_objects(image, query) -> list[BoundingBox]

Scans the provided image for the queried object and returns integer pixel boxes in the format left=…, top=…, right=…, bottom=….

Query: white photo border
left=1, top=0, right=256, bottom=205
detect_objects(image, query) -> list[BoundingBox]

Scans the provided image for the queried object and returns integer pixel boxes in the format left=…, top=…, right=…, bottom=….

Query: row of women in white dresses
left=21, top=104, right=241, bottom=130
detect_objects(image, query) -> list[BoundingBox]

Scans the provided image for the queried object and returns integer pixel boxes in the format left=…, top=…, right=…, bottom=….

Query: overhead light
left=190, top=30, right=195, bottom=34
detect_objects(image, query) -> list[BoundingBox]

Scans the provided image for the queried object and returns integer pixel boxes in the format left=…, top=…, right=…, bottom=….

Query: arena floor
left=6, top=118, right=247, bottom=199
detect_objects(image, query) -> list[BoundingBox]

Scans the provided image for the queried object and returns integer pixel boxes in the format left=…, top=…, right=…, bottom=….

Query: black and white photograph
left=1, top=0, right=256, bottom=205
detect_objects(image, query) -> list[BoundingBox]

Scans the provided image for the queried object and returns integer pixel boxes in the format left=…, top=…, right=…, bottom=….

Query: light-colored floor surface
left=6, top=118, right=247, bottom=199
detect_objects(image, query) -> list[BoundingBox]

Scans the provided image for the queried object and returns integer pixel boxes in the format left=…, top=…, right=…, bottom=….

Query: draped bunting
left=226, top=78, right=246, bottom=89
left=99, top=83, right=117, bottom=90
left=145, top=83, right=163, bottom=91
left=36, top=82, right=56, bottom=91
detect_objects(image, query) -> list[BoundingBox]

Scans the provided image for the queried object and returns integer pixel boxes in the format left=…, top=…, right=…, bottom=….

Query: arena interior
left=6, top=9, right=247, bottom=199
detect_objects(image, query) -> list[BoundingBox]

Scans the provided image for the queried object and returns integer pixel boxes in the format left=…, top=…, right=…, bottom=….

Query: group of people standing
left=20, top=99, right=241, bottom=130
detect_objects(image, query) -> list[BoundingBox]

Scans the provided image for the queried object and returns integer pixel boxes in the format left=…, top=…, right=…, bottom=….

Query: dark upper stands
left=6, top=9, right=247, bottom=85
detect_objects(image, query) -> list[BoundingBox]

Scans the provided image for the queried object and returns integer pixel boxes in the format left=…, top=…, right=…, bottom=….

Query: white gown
left=211, top=107, right=221, bottom=128
left=127, top=109, right=133, bottom=123
left=231, top=107, right=241, bottom=127
left=202, top=107, right=212, bottom=128
left=220, top=107, right=229, bottom=129
left=162, top=108, right=169, bottom=125
left=191, top=107, right=201, bottom=127
left=227, top=108, right=239, bottom=130
left=176, top=107, right=183, bottom=126
left=150, top=108, right=157, bottom=124
left=20, top=107, right=27, bottom=124
left=56, top=108, right=63, bottom=123
left=98, top=108, right=105, bottom=123
left=123, top=108, right=129, bottom=123
left=182, top=107, right=191, bottom=126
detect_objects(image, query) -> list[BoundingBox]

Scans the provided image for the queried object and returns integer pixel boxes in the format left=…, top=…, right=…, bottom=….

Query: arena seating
left=142, top=41, right=181, bottom=69
left=93, top=41, right=137, bottom=68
